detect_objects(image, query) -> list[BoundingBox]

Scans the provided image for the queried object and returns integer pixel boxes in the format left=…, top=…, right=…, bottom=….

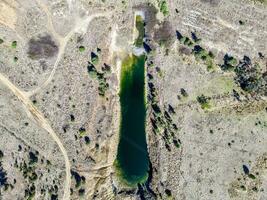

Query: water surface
left=115, top=14, right=149, bottom=186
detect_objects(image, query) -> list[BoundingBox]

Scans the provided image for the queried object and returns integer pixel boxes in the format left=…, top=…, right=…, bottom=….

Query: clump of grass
left=0, top=38, right=4, bottom=44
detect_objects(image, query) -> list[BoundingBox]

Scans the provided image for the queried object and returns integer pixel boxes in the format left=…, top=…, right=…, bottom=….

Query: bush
left=29, top=152, right=38, bottom=165
left=11, top=41, right=17, bottom=48
left=91, top=52, right=99, bottom=65
left=197, top=95, right=211, bottom=109
left=78, top=127, right=86, bottom=136
left=235, top=56, right=261, bottom=92
left=180, top=88, right=188, bottom=97
left=0, top=150, right=3, bottom=159
left=84, top=136, right=90, bottom=145
left=221, top=54, right=238, bottom=71
left=159, top=0, right=169, bottom=16
left=87, top=62, right=98, bottom=78
left=191, top=32, right=201, bottom=43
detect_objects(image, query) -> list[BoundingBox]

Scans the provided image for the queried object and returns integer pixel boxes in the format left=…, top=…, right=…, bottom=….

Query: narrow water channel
left=115, top=13, right=149, bottom=186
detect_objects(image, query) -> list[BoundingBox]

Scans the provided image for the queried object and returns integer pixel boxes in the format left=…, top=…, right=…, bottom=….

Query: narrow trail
left=0, top=73, right=71, bottom=200
left=0, top=1, right=113, bottom=199
left=25, top=12, right=111, bottom=97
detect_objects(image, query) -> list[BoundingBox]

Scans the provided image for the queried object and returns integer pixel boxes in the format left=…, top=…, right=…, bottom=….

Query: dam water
left=115, top=14, right=149, bottom=186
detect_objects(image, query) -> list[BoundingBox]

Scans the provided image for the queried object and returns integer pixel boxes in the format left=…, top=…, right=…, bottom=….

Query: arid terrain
left=0, top=0, right=266, bottom=200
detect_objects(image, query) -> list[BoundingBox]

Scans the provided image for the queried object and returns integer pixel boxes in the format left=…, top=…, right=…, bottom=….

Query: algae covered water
left=115, top=14, right=149, bottom=186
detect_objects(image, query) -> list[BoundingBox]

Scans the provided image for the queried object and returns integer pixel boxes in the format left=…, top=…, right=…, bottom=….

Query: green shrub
left=11, top=41, right=17, bottom=48
left=87, top=62, right=97, bottom=78
left=78, top=46, right=85, bottom=52
left=197, top=95, right=211, bottom=109
left=91, top=52, right=99, bottom=65
left=159, top=0, right=169, bottom=16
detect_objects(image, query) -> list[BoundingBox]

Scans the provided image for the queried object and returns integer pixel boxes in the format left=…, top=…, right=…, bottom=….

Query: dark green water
left=116, top=54, right=149, bottom=186
left=115, top=14, right=149, bottom=186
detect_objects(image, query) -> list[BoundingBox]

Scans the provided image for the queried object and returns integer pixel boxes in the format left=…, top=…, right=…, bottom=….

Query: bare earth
left=0, top=0, right=266, bottom=200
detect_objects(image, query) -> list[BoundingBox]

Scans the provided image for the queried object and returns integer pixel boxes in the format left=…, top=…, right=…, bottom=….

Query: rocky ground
left=0, top=0, right=266, bottom=200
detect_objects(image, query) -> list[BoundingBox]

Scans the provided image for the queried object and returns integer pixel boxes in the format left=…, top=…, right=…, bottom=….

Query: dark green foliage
left=84, top=136, right=90, bottom=145
left=87, top=62, right=98, bottom=78
left=173, top=139, right=180, bottom=148
left=78, top=188, right=85, bottom=196
left=14, top=56, right=18, bottom=62
left=248, top=173, right=256, bottom=179
left=176, top=30, right=183, bottom=40
left=180, top=37, right=194, bottom=47
left=193, top=45, right=208, bottom=60
left=197, top=95, right=211, bottom=109
left=71, top=170, right=85, bottom=188
left=29, top=152, right=38, bottom=165
left=240, top=185, right=246, bottom=191
left=78, top=46, right=85, bottom=52
left=191, top=32, right=201, bottom=43
left=165, top=189, right=172, bottom=196
left=176, top=30, right=215, bottom=70
left=91, top=52, right=99, bottom=65
left=192, top=46, right=215, bottom=70
left=180, top=88, right=188, bottom=97
left=176, top=30, right=197, bottom=47
left=102, top=63, right=111, bottom=73
left=0, top=163, right=7, bottom=187
left=70, top=114, right=75, bottom=122
left=24, top=184, right=36, bottom=199
left=29, top=172, right=38, bottom=181
left=78, top=127, right=86, bottom=136
left=0, top=38, right=3, bottom=44
left=97, top=73, right=109, bottom=96
left=159, top=0, right=169, bottom=16
left=51, top=194, right=58, bottom=200
left=221, top=54, right=238, bottom=71
left=239, top=20, right=245, bottom=25
left=11, top=41, right=17, bottom=48
left=0, top=150, right=3, bottom=159
left=143, top=42, right=152, bottom=53
left=235, top=56, right=262, bottom=93
left=242, top=165, right=249, bottom=174
left=148, top=72, right=179, bottom=151
left=87, top=62, right=109, bottom=96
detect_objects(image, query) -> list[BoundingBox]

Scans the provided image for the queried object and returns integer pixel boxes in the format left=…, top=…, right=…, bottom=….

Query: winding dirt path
left=0, top=73, right=71, bottom=200
left=0, top=1, right=113, bottom=199
left=25, top=12, right=111, bottom=97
